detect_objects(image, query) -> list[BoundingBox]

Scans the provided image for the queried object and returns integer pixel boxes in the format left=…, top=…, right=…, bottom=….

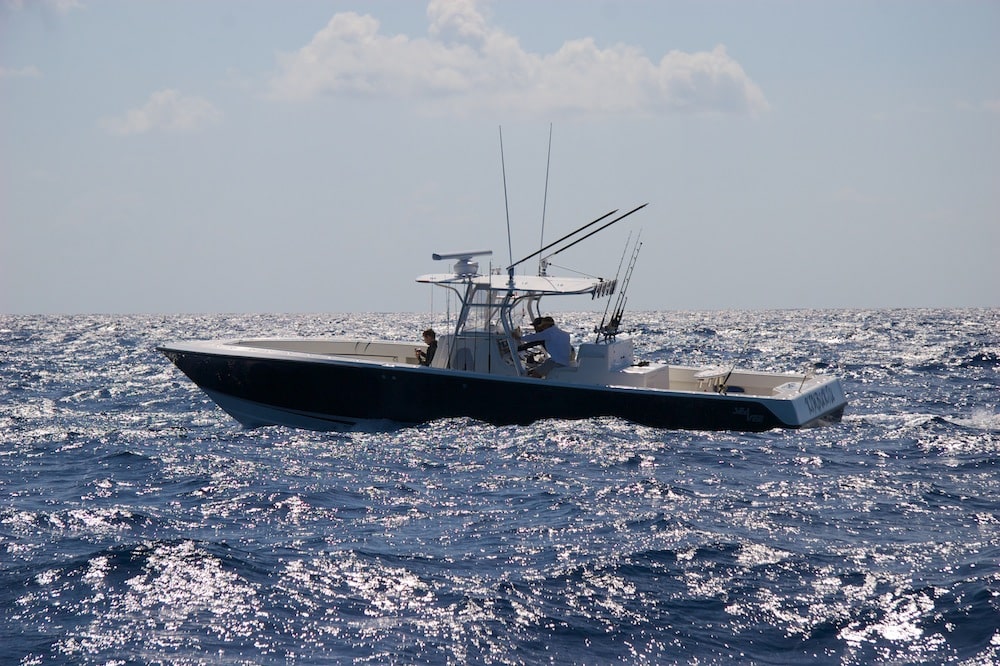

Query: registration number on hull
left=803, top=384, right=838, bottom=416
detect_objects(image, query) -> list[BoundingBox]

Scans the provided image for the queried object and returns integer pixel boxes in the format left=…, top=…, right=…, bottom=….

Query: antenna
left=538, top=123, right=553, bottom=276
left=499, top=126, right=514, bottom=286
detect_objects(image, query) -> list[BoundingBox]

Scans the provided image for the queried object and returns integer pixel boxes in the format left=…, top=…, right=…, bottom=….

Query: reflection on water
left=1, top=310, right=998, bottom=664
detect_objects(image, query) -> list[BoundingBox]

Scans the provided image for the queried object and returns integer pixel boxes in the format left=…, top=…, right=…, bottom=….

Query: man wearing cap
left=516, top=316, right=571, bottom=378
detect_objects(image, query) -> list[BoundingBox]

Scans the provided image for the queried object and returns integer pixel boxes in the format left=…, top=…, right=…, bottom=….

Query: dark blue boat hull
left=160, top=347, right=843, bottom=432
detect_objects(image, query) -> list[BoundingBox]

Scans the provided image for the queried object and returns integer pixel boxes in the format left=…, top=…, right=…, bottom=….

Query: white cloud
left=268, top=0, right=768, bottom=117
left=102, top=89, right=222, bottom=136
left=0, top=65, right=41, bottom=79
left=46, top=0, right=81, bottom=13
left=2, top=0, right=83, bottom=14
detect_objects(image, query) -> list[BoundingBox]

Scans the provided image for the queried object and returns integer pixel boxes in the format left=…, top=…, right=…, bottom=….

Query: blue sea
left=1, top=309, right=998, bottom=665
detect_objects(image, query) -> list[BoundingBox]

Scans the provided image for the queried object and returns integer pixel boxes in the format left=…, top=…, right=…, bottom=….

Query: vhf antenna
left=499, top=126, right=514, bottom=287
left=538, top=123, right=553, bottom=276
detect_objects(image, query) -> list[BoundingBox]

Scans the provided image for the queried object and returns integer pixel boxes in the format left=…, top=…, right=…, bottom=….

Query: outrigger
left=159, top=204, right=846, bottom=432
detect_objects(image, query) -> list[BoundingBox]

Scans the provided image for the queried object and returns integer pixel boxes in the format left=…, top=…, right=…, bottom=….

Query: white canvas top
left=416, top=272, right=614, bottom=297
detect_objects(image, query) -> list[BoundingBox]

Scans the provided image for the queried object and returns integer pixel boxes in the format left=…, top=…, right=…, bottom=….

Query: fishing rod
left=596, top=231, right=633, bottom=341
left=596, top=233, right=643, bottom=342
left=717, top=325, right=757, bottom=395
left=611, top=235, right=642, bottom=324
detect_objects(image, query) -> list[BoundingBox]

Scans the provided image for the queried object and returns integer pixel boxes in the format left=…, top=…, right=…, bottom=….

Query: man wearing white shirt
left=517, top=316, right=570, bottom=378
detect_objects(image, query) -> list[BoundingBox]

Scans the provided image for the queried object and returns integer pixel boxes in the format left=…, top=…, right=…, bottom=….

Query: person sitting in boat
left=415, top=328, right=437, bottom=366
left=516, top=316, right=570, bottom=378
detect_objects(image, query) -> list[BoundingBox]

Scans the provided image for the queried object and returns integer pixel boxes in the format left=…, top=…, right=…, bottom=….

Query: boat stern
left=768, top=376, right=848, bottom=428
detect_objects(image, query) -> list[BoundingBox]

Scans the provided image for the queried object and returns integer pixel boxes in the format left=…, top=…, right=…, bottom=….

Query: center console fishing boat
left=159, top=205, right=847, bottom=432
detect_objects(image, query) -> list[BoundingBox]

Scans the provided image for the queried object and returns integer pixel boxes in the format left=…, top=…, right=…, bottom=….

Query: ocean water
left=1, top=309, right=998, bottom=665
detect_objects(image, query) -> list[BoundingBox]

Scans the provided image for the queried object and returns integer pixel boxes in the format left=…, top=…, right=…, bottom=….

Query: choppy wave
left=1, top=309, right=998, bottom=664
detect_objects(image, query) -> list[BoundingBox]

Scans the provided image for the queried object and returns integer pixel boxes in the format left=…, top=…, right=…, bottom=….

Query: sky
left=2, top=0, right=998, bottom=315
